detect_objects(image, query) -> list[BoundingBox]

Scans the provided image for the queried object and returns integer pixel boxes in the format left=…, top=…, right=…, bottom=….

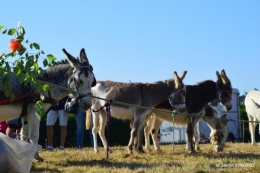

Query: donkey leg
left=25, top=106, right=44, bottom=162
left=20, top=121, right=29, bottom=142
left=136, top=122, right=146, bottom=154
left=98, top=111, right=111, bottom=153
left=144, top=115, right=153, bottom=153
left=248, top=115, right=257, bottom=145
left=128, top=128, right=137, bottom=154
left=128, top=115, right=142, bottom=154
left=186, top=118, right=195, bottom=154
left=193, top=123, right=200, bottom=151
left=151, top=116, right=163, bottom=154
left=30, top=113, right=43, bottom=161
left=92, top=111, right=100, bottom=153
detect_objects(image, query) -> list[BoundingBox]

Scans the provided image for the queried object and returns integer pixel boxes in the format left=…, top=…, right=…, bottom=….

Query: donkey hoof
left=135, top=147, right=145, bottom=154
left=127, top=148, right=133, bottom=154
left=188, top=150, right=195, bottom=154
left=156, top=149, right=163, bottom=154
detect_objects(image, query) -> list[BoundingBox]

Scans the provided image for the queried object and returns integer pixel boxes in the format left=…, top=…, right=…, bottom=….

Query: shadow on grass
left=31, top=157, right=182, bottom=172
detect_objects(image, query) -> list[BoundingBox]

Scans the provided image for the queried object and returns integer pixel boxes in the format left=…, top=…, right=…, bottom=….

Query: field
left=31, top=143, right=260, bottom=173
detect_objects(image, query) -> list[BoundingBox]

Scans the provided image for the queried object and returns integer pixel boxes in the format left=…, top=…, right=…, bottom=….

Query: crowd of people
left=0, top=96, right=94, bottom=150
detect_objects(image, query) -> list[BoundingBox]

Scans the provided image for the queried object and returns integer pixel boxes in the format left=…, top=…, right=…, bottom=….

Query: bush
left=38, top=115, right=131, bottom=148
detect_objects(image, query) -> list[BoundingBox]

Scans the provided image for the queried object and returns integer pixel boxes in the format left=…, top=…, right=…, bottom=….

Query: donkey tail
left=85, top=109, right=92, bottom=130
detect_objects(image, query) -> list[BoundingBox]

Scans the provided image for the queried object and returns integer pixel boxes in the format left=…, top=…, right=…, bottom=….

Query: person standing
left=46, top=96, right=68, bottom=150
left=74, top=107, right=94, bottom=149
left=65, top=97, right=94, bottom=149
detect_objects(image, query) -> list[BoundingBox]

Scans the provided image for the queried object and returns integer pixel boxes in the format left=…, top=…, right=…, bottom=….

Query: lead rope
left=91, top=99, right=113, bottom=159
left=105, top=100, right=112, bottom=159
left=172, top=111, right=175, bottom=152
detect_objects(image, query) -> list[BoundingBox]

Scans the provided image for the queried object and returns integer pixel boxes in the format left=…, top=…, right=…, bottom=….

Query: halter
left=70, top=64, right=96, bottom=103
left=208, top=121, right=227, bottom=146
left=166, top=83, right=186, bottom=107
left=215, top=82, right=232, bottom=102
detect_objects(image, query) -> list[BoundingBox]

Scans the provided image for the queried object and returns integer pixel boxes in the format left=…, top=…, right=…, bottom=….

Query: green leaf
left=10, top=94, right=15, bottom=102
left=13, top=67, right=21, bottom=75
left=36, top=101, right=45, bottom=120
left=19, top=26, right=26, bottom=36
left=16, top=35, right=24, bottom=42
left=34, top=54, right=39, bottom=63
left=30, top=43, right=33, bottom=49
left=17, top=73, right=26, bottom=83
left=26, top=40, right=28, bottom=43
left=19, top=45, right=26, bottom=56
left=0, top=25, right=4, bottom=29
left=42, top=84, right=52, bottom=91
left=2, top=29, right=7, bottom=34
left=43, top=59, right=48, bottom=67
left=38, top=68, right=44, bottom=76
left=47, top=54, right=56, bottom=66
left=8, top=28, right=16, bottom=35
left=25, top=60, right=33, bottom=71
left=4, top=90, right=10, bottom=97
left=33, top=43, right=40, bottom=50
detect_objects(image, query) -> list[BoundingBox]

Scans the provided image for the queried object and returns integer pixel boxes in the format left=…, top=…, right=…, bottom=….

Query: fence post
left=243, top=121, right=245, bottom=143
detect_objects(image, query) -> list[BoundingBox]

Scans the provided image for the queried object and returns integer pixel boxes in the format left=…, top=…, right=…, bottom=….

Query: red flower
left=8, top=39, right=21, bottom=52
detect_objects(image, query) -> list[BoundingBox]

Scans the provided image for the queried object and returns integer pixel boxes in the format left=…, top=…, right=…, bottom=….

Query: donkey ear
left=173, top=71, right=183, bottom=89
left=80, top=48, right=90, bottom=66
left=62, top=48, right=80, bottom=68
left=220, top=69, right=230, bottom=85
left=221, top=114, right=227, bottom=119
left=216, top=71, right=222, bottom=81
left=216, top=114, right=228, bottom=130
left=179, top=71, right=187, bottom=80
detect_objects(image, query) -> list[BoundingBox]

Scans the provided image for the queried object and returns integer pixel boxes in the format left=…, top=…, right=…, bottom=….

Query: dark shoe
left=46, top=147, right=53, bottom=151
left=59, top=147, right=64, bottom=150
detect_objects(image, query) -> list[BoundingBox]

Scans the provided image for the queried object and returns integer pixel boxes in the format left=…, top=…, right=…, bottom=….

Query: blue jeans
left=75, top=108, right=94, bottom=148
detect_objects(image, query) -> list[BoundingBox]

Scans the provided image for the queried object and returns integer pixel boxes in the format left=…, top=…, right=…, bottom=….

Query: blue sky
left=1, top=1, right=259, bottom=95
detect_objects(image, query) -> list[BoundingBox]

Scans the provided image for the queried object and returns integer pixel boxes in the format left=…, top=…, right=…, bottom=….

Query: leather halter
left=70, top=65, right=95, bottom=103
left=215, top=82, right=232, bottom=102
left=166, top=83, right=186, bottom=107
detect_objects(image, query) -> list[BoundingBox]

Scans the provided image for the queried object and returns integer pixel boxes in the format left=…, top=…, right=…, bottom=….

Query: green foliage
left=0, top=22, right=57, bottom=119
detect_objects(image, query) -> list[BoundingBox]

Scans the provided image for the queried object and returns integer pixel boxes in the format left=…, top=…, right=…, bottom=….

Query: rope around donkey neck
left=37, top=79, right=260, bottom=124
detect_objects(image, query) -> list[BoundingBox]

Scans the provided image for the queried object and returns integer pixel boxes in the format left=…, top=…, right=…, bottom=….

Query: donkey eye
left=79, top=79, right=83, bottom=84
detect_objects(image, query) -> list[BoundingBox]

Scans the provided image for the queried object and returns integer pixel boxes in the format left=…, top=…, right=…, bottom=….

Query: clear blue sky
left=1, top=1, right=259, bottom=95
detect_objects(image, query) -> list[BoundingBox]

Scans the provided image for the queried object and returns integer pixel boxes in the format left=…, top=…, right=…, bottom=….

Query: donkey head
left=216, top=70, right=232, bottom=111
left=63, top=48, right=96, bottom=111
left=168, top=71, right=187, bottom=112
left=209, top=114, right=228, bottom=152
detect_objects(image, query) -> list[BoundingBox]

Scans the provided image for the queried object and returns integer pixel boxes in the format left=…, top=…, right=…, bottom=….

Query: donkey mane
left=186, top=80, right=217, bottom=113
left=195, top=80, right=216, bottom=93
left=53, top=59, right=69, bottom=65
left=98, top=80, right=167, bottom=93
left=38, top=59, right=73, bottom=84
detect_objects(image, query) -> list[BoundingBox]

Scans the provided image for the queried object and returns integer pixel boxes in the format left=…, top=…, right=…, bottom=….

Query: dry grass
left=31, top=143, right=260, bottom=173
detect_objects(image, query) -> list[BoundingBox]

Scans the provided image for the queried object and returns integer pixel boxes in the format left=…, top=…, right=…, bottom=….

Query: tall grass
left=31, top=143, right=260, bottom=173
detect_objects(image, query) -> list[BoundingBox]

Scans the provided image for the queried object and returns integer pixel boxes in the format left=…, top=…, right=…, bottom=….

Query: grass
left=30, top=143, right=260, bottom=173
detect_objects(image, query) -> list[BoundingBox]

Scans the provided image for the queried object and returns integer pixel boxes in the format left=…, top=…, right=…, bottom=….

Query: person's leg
left=75, top=108, right=86, bottom=148
left=89, top=127, right=94, bottom=147
left=6, top=126, right=15, bottom=138
left=46, top=110, right=58, bottom=150
left=59, top=110, right=68, bottom=149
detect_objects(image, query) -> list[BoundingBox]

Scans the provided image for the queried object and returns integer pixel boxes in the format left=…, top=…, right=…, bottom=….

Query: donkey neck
left=142, top=80, right=174, bottom=107
left=186, top=80, right=218, bottom=113
left=38, top=63, right=73, bottom=101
